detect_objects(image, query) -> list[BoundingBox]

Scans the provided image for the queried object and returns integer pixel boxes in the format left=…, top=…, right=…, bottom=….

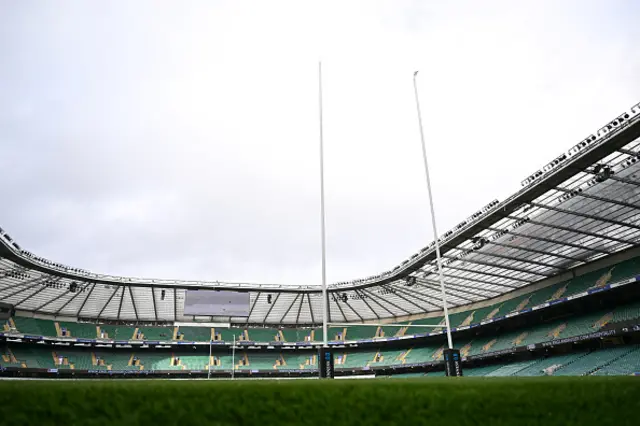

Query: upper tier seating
left=58, top=321, right=96, bottom=339
left=137, top=326, right=173, bottom=341
left=6, top=256, right=640, bottom=346
left=12, top=317, right=57, bottom=337
left=245, top=328, right=279, bottom=342
left=178, top=326, right=212, bottom=341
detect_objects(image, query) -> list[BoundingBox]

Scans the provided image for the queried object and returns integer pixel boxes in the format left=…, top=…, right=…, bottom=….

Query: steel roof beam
left=97, top=286, right=120, bottom=319
left=487, top=240, right=585, bottom=263
left=247, top=292, right=261, bottom=323
left=362, top=288, right=412, bottom=316
left=425, top=283, right=486, bottom=304
left=307, top=293, right=315, bottom=324
left=117, top=286, right=125, bottom=321
left=382, top=284, right=444, bottom=310
left=355, top=289, right=392, bottom=319
left=13, top=284, right=48, bottom=308
left=416, top=281, right=491, bottom=302
left=353, top=289, right=381, bottom=319
left=151, top=287, right=158, bottom=323
left=262, top=292, right=281, bottom=324
left=417, top=277, right=503, bottom=297
left=610, top=175, right=640, bottom=187
left=389, top=281, right=448, bottom=307
left=34, top=285, right=75, bottom=312
left=529, top=202, right=640, bottom=232
left=409, top=281, right=476, bottom=304
left=618, top=148, right=638, bottom=156
left=0, top=278, right=49, bottom=299
left=53, top=283, right=92, bottom=316
left=74, top=283, right=97, bottom=317
left=415, top=277, right=503, bottom=297
left=339, top=292, right=366, bottom=321
left=517, top=216, right=638, bottom=246
left=279, top=294, right=299, bottom=323
left=0, top=277, right=49, bottom=299
left=443, top=256, right=550, bottom=277
left=173, top=288, right=177, bottom=321
left=436, top=262, right=530, bottom=285
left=556, top=187, right=640, bottom=211
left=582, top=161, right=640, bottom=187
left=330, top=293, right=349, bottom=322
left=295, top=293, right=305, bottom=324
left=488, top=227, right=611, bottom=254
left=469, top=249, right=566, bottom=270
left=129, top=286, right=138, bottom=322
left=423, top=269, right=522, bottom=290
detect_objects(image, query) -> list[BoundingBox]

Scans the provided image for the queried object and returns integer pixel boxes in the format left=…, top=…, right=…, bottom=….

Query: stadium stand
left=58, top=321, right=97, bottom=339
left=484, top=360, right=538, bottom=377
left=0, top=345, right=20, bottom=368
left=2, top=250, right=640, bottom=378
left=338, top=351, right=374, bottom=369
left=6, top=293, right=640, bottom=376
left=592, top=346, right=640, bottom=376
left=137, top=326, right=173, bottom=341
left=371, top=349, right=407, bottom=366
left=512, top=353, right=586, bottom=376
left=6, top=256, right=640, bottom=346
left=278, top=353, right=309, bottom=369
left=92, top=350, right=139, bottom=371
left=381, top=372, right=427, bottom=378
left=12, top=317, right=57, bottom=337
left=9, top=345, right=55, bottom=369
left=463, top=364, right=506, bottom=377
left=553, top=346, right=638, bottom=376
left=246, top=328, right=278, bottom=342
left=178, top=326, right=213, bottom=341
left=236, top=353, right=278, bottom=370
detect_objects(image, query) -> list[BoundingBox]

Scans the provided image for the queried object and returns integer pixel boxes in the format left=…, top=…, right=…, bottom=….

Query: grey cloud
left=1, top=0, right=640, bottom=287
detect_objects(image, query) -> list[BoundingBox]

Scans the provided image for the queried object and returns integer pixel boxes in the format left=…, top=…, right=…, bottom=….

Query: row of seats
left=4, top=257, right=639, bottom=343
left=340, top=305, right=640, bottom=366
left=3, top=304, right=637, bottom=370
left=384, top=346, right=640, bottom=378
left=3, top=343, right=640, bottom=374
left=0, top=345, right=313, bottom=371
left=467, top=346, right=640, bottom=377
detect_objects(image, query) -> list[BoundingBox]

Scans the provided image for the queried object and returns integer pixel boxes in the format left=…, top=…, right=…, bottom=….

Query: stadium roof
left=1, top=100, right=639, bottom=325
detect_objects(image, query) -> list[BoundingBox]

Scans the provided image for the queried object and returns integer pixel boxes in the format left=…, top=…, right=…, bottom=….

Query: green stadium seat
left=58, top=321, right=97, bottom=339
left=554, top=346, right=636, bottom=376
left=179, top=326, right=212, bottom=341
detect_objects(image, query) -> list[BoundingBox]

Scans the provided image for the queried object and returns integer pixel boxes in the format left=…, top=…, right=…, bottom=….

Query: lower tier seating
left=3, top=343, right=640, bottom=376
left=554, top=346, right=638, bottom=376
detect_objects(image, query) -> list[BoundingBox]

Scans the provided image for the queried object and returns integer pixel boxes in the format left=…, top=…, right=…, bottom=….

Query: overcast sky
left=1, top=1, right=639, bottom=286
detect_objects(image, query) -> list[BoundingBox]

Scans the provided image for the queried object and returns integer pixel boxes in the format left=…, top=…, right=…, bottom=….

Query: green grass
left=0, top=377, right=639, bottom=425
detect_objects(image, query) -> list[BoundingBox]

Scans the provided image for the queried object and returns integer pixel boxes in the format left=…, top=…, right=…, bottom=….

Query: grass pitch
left=1, top=377, right=639, bottom=426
